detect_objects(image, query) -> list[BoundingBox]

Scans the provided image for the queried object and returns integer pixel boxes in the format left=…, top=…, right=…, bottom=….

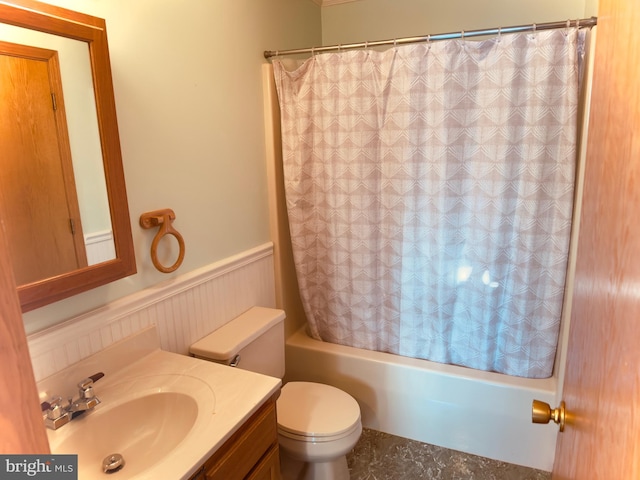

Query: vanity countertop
left=39, top=326, right=281, bottom=479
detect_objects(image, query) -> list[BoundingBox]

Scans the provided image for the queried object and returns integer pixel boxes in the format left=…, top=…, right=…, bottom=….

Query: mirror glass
left=0, top=24, right=115, bottom=281
left=0, top=0, right=136, bottom=312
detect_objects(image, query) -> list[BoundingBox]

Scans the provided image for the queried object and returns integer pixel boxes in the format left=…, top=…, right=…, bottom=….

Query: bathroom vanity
left=188, top=396, right=280, bottom=480
left=37, top=326, right=281, bottom=479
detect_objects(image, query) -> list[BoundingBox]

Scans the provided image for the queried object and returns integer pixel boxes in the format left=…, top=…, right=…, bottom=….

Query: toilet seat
left=277, top=382, right=361, bottom=442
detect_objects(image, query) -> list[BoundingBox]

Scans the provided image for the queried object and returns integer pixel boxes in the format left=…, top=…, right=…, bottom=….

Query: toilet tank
left=189, top=307, right=286, bottom=378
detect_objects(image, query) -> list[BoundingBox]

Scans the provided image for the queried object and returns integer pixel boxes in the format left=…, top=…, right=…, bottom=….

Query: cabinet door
left=205, top=400, right=278, bottom=480
left=247, top=445, right=281, bottom=480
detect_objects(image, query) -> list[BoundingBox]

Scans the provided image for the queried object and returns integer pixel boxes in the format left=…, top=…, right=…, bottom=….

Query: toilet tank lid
left=189, top=307, right=285, bottom=361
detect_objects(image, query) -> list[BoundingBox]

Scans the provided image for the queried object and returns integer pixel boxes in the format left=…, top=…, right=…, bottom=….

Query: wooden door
left=552, top=0, right=640, bottom=478
left=0, top=204, right=49, bottom=453
left=0, top=42, right=87, bottom=286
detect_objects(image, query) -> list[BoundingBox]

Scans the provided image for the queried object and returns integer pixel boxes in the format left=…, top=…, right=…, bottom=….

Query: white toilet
left=190, top=307, right=362, bottom=480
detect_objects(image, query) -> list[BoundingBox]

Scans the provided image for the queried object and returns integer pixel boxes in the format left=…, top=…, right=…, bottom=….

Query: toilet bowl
left=189, top=307, right=363, bottom=480
left=277, top=382, right=362, bottom=480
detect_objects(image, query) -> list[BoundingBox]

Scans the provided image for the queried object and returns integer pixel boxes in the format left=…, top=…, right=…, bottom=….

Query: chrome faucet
left=42, top=372, right=104, bottom=430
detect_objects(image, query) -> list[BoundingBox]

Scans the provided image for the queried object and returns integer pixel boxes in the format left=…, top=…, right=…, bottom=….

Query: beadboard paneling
left=27, top=243, right=276, bottom=382
left=84, top=230, right=116, bottom=265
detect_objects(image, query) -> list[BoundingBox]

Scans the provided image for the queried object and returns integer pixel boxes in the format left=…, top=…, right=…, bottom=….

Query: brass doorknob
left=532, top=400, right=566, bottom=432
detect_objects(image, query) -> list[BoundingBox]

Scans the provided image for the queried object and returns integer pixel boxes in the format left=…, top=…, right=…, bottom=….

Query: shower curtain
left=273, top=29, right=584, bottom=378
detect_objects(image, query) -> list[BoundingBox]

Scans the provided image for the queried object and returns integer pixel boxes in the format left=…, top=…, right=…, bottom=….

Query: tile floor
left=347, top=428, right=552, bottom=480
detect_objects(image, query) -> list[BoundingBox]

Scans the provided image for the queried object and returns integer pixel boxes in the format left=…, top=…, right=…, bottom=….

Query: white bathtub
left=283, top=326, right=558, bottom=471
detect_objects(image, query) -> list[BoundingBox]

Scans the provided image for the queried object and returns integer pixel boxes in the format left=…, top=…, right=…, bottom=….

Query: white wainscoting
left=27, top=243, right=276, bottom=382
left=84, top=230, right=116, bottom=265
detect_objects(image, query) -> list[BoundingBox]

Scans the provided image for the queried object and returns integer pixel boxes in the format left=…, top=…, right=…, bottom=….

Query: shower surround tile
left=348, top=429, right=551, bottom=480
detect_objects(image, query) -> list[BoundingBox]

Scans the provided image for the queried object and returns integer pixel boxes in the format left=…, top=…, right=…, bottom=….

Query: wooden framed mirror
left=0, top=0, right=136, bottom=312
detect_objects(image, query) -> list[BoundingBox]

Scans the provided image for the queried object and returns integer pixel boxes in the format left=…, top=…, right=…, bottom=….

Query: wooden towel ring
left=139, top=209, right=185, bottom=273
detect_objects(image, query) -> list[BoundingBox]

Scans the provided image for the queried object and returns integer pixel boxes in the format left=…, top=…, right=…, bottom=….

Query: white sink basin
left=48, top=374, right=215, bottom=479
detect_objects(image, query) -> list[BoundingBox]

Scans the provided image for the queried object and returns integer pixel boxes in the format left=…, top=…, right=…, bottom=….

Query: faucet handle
left=77, top=378, right=97, bottom=399
left=77, top=372, right=104, bottom=399
left=42, top=396, right=70, bottom=429
left=89, top=372, right=105, bottom=383
left=42, top=396, right=66, bottom=418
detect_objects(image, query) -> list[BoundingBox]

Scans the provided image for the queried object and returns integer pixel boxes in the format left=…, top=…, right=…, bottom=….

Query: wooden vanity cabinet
left=188, top=395, right=281, bottom=480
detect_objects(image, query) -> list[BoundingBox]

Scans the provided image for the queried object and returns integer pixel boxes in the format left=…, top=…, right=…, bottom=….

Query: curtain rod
left=264, top=17, right=597, bottom=59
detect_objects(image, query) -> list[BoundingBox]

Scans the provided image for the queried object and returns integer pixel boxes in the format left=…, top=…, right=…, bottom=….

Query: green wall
left=22, top=0, right=321, bottom=333
left=322, top=0, right=597, bottom=45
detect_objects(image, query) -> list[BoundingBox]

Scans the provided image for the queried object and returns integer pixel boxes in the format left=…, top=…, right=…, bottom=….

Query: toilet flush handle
left=229, top=354, right=241, bottom=367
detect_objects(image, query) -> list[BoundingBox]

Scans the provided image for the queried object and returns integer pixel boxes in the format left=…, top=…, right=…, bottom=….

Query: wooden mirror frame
left=0, top=0, right=136, bottom=312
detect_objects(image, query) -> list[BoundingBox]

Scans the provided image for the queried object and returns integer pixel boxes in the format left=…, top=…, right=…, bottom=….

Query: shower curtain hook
left=365, top=41, right=369, bottom=51
left=498, top=26, right=502, bottom=42
left=565, top=19, right=571, bottom=36
left=532, top=23, right=537, bottom=35
left=427, top=34, right=431, bottom=49
left=311, top=46, right=315, bottom=57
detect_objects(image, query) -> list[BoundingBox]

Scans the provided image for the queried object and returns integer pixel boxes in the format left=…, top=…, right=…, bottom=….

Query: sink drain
left=102, top=453, right=125, bottom=474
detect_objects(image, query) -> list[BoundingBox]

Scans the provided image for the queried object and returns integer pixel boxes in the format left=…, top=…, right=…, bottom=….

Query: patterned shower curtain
left=273, top=29, right=584, bottom=378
